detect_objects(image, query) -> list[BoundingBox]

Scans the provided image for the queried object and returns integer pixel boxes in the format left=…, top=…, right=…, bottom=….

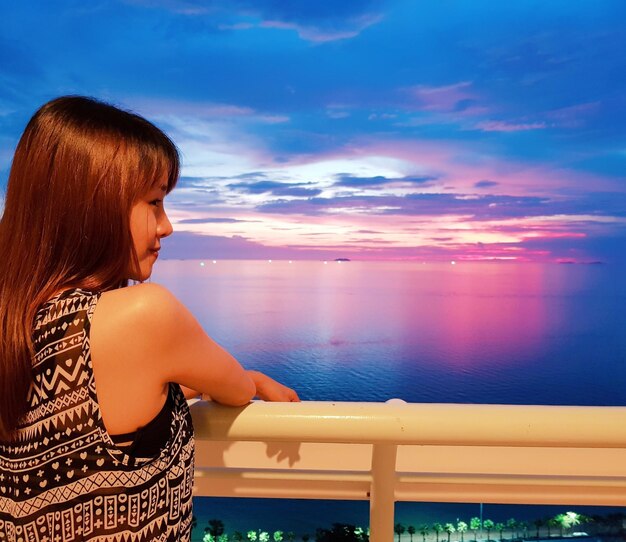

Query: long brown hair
left=0, top=96, right=179, bottom=439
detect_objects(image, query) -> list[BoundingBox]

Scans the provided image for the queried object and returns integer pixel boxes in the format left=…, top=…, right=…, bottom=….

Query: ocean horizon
left=153, top=259, right=626, bottom=406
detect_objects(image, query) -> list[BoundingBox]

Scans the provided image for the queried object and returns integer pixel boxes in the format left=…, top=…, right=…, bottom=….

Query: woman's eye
left=150, top=199, right=163, bottom=207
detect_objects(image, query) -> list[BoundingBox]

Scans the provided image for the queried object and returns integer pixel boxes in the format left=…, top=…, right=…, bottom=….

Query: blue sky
left=1, top=0, right=625, bottom=261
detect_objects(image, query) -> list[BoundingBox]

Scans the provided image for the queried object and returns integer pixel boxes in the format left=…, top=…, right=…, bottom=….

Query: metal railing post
left=369, top=442, right=398, bottom=542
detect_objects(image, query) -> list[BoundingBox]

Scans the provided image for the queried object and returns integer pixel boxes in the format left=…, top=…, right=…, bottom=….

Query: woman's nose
left=158, top=209, right=174, bottom=238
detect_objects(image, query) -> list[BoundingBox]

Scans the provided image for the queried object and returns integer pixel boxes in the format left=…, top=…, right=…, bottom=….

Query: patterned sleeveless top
left=0, top=288, right=195, bottom=542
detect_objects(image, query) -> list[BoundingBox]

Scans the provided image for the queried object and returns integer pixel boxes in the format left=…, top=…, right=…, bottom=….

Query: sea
left=151, top=260, right=626, bottom=538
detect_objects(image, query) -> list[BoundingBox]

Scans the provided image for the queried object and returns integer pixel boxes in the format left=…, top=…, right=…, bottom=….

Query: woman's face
left=129, top=182, right=173, bottom=281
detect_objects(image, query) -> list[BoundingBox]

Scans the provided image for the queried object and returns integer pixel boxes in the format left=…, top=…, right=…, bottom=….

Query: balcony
left=190, top=400, right=626, bottom=542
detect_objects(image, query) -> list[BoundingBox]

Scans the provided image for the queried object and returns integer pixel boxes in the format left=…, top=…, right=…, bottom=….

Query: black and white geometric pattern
left=0, top=289, right=195, bottom=541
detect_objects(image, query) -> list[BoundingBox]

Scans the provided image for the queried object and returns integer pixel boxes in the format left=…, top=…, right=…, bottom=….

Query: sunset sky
left=1, top=1, right=625, bottom=262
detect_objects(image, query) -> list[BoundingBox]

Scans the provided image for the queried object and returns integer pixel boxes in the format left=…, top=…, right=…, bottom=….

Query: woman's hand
left=247, top=370, right=300, bottom=402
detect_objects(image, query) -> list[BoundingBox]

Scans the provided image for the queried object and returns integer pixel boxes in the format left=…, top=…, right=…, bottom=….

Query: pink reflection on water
left=416, top=263, right=551, bottom=368
left=154, top=260, right=557, bottom=371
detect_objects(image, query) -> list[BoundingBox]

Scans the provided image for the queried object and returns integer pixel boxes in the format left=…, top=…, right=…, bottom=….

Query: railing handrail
left=190, top=400, right=626, bottom=542
left=191, top=400, right=626, bottom=448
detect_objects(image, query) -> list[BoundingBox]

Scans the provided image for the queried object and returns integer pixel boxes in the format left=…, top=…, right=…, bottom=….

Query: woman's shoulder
left=94, top=283, right=185, bottom=341
left=91, top=283, right=195, bottom=388
left=99, top=283, right=178, bottom=312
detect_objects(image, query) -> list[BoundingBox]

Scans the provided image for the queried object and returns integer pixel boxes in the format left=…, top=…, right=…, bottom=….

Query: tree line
left=195, top=511, right=626, bottom=542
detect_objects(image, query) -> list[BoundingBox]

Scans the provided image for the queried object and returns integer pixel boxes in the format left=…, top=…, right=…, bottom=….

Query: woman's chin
left=127, top=266, right=153, bottom=283
left=127, top=255, right=157, bottom=282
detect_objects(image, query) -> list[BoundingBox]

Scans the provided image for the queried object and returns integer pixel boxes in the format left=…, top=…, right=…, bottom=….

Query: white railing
left=190, top=400, right=626, bottom=542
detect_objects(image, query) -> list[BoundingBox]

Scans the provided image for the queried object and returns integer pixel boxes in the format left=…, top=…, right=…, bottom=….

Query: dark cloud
left=233, top=172, right=269, bottom=180
left=257, top=190, right=626, bottom=222
left=229, top=180, right=322, bottom=197
left=513, top=231, right=626, bottom=264
left=176, top=217, right=249, bottom=224
left=257, top=192, right=550, bottom=219
left=177, top=172, right=269, bottom=190
left=160, top=230, right=351, bottom=260
left=275, top=186, right=323, bottom=197
left=334, top=174, right=437, bottom=188
left=256, top=197, right=329, bottom=215
left=475, top=180, right=499, bottom=188
left=229, top=180, right=290, bottom=193
left=577, top=192, right=626, bottom=217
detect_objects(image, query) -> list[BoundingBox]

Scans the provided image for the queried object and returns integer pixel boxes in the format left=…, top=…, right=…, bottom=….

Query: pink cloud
left=125, top=97, right=289, bottom=125
left=126, top=97, right=253, bottom=118
left=258, top=115, right=290, bottom=124
left=218, top=22, right=255, bottom=31
left=260, top=13, right=382, bottom=43
left=125, top=0, right=209, bottom=15
left=473, top=101, right=600, bottom=134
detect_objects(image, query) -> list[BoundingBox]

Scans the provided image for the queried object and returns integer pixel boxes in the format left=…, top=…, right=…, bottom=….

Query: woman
left=0, top=96, right=299, bottom=541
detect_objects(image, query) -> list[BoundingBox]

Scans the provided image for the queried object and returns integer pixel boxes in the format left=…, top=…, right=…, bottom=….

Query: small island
left=334, top=258, right=351, bottom=262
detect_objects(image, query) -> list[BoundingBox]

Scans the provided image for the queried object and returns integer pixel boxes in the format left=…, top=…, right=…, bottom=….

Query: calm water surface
left=153, top=260, right=625, bottom=406
left=151, top=260, right=626, bottom=534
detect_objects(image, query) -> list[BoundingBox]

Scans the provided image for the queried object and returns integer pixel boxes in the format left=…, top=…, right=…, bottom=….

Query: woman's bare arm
left=116, top=283, right=299, bottom=406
